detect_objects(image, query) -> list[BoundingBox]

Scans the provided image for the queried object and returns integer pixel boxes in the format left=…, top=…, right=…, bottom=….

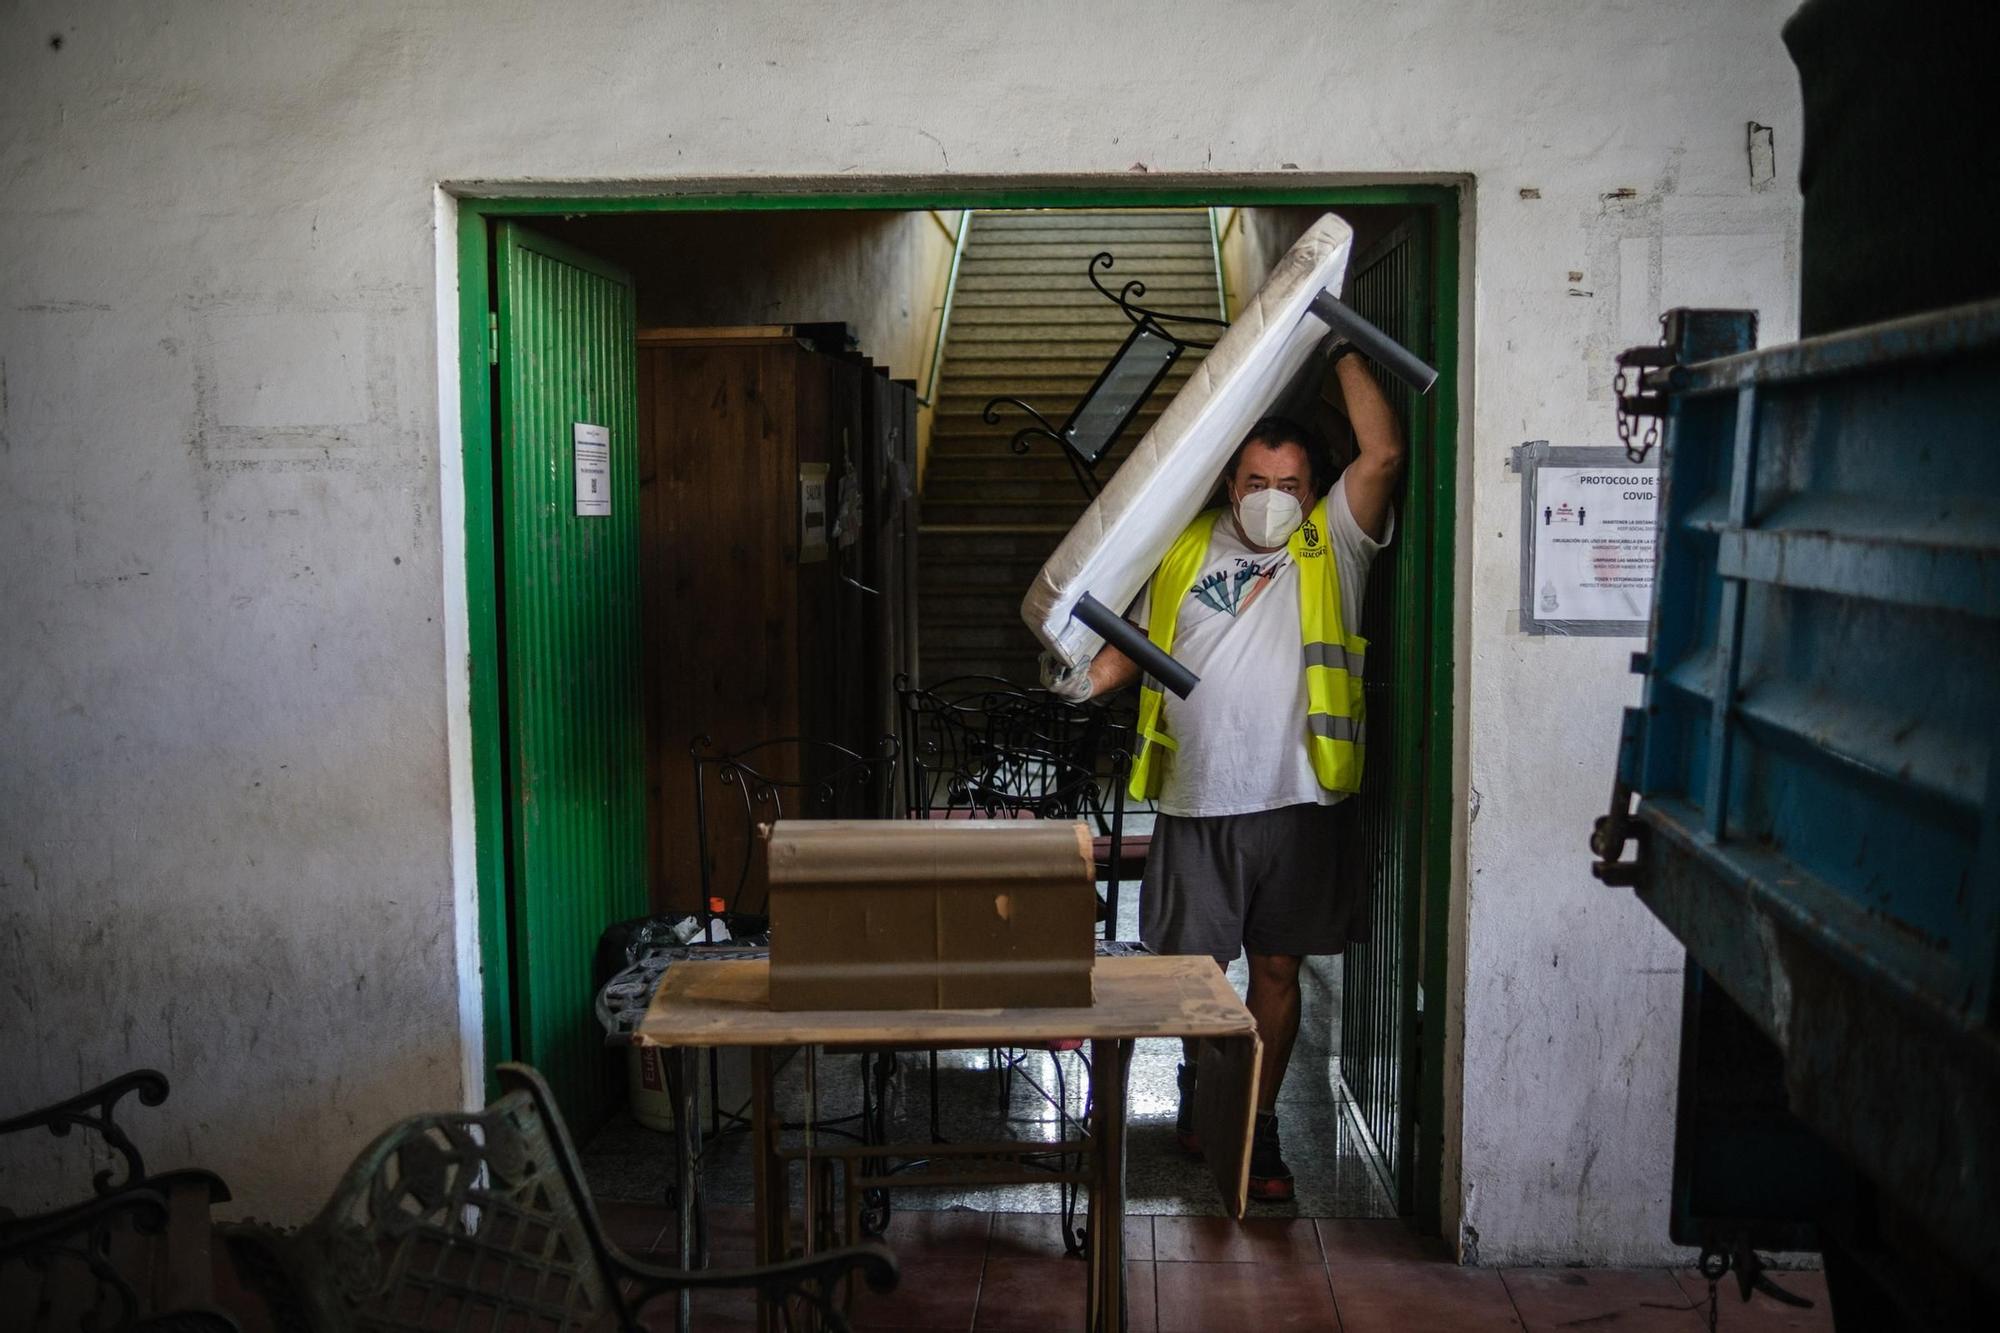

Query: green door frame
left=451, top=180, right=1462, bottom=1231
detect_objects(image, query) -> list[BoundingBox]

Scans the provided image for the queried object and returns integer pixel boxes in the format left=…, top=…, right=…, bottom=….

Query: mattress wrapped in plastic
left=1022, top=213, right=1355, bottom=668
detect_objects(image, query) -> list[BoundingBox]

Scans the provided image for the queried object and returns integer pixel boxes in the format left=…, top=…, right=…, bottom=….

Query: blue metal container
left=1593, top=300, right=2000, bottom=1283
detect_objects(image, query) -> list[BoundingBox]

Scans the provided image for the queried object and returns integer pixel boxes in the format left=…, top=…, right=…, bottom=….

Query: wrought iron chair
left=223, top=1063, right=896, bottom=1333
left=981, top=250, right=1228, bottom=499
left=684, top=735, right=903, bottom=1241
left=690, top=734, right=901, bottom=946
left=896, top=674, right=1135, bottom=927
left=0, top=1069, right=237, bottom=1332
left=894, top=675, right=1140, bottom=1255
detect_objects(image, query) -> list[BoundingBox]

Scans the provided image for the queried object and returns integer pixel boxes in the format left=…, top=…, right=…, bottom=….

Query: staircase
left=919, top=209, right=1222, bottom=686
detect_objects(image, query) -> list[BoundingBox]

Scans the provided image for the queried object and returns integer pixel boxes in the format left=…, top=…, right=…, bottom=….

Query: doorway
left=453, top=183, right=1460, bottom=1228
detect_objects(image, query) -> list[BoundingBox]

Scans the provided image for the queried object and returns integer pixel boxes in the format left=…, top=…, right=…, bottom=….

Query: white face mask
left=1235, top=489, right=1304, bottom=547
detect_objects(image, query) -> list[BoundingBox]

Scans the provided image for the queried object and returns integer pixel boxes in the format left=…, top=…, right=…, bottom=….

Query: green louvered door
left=493, top=223, right=645, bottom=1133
left=1338, top=218, right=1434, bottom=1212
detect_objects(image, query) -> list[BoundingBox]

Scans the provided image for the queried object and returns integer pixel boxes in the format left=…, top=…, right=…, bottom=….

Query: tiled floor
left=594, top=1200, right=1837, bottom=1330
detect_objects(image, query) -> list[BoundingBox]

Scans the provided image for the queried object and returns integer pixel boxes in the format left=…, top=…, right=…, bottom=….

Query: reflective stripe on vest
left=1302, top=641, right=1366, bottom=674
left=1126, top=497, right=1368, bottom=801
left=1307, top=713, right=1363, bottom=742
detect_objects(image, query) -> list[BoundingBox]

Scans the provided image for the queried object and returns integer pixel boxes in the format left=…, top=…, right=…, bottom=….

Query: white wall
left=0, top=1, right=1801, bottom=1257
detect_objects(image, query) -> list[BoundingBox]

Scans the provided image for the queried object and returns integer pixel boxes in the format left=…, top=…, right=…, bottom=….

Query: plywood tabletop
left=636, top=953, right=1254, bottom=1049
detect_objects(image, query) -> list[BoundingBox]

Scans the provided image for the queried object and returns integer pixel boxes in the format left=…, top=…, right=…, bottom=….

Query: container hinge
left=488, top=312, right=499, bottom=366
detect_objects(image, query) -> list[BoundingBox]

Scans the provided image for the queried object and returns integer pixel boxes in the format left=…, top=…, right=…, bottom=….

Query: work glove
left=1038, top=650, right=1095, bottom=702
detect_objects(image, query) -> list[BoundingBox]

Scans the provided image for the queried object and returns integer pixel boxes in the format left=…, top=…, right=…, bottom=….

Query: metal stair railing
left=917, top=210, right=971, bottom=413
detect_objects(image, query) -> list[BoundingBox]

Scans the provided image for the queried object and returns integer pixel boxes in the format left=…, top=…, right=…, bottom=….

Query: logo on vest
left=1298, top=516, right=1325, bottom=556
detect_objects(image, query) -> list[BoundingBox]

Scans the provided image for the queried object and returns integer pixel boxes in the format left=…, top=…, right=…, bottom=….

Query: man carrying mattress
left=1042, top=348, right=1402, bottom=1202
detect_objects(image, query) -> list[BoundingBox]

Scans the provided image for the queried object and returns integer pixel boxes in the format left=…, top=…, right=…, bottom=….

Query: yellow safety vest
left=1127, top=497, right=1367, bottom=800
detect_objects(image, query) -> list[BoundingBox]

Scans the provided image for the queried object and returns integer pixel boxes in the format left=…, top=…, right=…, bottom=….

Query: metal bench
left=0, top=1068, right=236, bottom=1332
left=224, top=1063, right=895, bottom=1333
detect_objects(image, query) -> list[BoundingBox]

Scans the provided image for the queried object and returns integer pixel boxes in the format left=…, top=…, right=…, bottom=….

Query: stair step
left=960, top=254, right=1217, bottom=272
left=917, top=556, right=1062, bottom=583
left=927, top=439, right=1155, bottom=464
left=945, top=352, right=1204, bottom=372
left=925, top=506, right=1092, bottom=526
left=925, top=455, right=1114, bottom=478
left=973, top=212, right=1211, bottom=234
left=919, top=547, right=1048, bottom=570
left=940, top=358, right=1200, bottom=378
left=939, top=386, right=1170, bottom=401
left=943, top=336, right=1210, bottom=360
left=947, top=316, right=1197, bottom=336
left=965, top=246, right=1217, bottom=268
left=925, top=439, right=1148, bottom=464
left=954, top=281, right=1219, bottom=304
left=919, top=539, right=1053, bottom=559
left=946, top=318, right=1199, bottom=339
left=960, top=256, right=1220, bottom=279
left=967, top=231, right=1212, bottom=249
left=932, top=373, right=1196, bottom=402
left=929, top=433, right=1162, bottom=456
left=921, top=493, right=1093, bottom=510
left=919, top=475, right=1095, bottom=500
left=924, top=463, right=1138, bottom=491
left=931, top=408, right=1172, bottom=433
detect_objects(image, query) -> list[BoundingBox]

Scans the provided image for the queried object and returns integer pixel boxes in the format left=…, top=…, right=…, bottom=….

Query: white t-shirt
left=1134, top=474, right=1391, bottom=818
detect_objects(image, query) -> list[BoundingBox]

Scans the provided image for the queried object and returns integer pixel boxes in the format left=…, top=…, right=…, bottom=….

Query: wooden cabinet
left=636, top=328, right=916, bottom=913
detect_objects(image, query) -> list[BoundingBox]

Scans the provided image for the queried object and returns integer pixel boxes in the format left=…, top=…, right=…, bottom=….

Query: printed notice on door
left=1518, top=446, right=1659, bottom=635
left=574, top=423, right=610, bottom=517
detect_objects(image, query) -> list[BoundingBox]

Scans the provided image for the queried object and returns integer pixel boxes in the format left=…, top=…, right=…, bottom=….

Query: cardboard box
left=764, top=820, right=1096, bottom=1010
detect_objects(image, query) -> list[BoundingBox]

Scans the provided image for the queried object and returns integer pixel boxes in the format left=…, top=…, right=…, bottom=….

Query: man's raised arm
left=1335, top=353, right=1405, bottom=542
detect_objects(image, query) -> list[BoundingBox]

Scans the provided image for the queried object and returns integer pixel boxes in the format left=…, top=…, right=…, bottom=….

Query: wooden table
left=635, top=953, right=1261, bottom=1332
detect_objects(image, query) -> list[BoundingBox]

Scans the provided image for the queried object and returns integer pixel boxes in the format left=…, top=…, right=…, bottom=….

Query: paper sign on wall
left=574, top=423, right=610, bottom=517
left=1515, top=442, right=1658, bottom=636
left=799, top=463, right=829, bottom=563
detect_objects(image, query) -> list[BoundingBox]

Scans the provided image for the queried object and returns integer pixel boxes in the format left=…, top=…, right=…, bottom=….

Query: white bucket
left=628, top=1046, right=696, bottom=1132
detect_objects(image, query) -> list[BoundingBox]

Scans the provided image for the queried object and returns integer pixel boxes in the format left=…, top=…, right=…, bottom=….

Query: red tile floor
left=595, top=1200, right=1836, bottom=1331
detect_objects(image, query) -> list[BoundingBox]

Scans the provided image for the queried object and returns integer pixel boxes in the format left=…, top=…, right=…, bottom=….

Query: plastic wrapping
left=1022, top=213, right=1355, bottom=668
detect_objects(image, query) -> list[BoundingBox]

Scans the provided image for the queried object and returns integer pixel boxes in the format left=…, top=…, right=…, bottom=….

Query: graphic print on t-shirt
left=1188, top=551, right=1289, bottom=621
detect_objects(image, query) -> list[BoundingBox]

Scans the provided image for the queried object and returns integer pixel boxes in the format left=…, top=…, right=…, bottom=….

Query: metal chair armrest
left=0, top=1069, right=170, bottom=1196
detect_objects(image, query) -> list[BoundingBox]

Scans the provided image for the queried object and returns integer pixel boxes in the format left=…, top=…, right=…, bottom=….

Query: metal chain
left=1708, top=1275, right=1720, bottom=1332
left=1614, top=314, right=1669, bottom=464
left=1636, top=415, right=1661, bottom=466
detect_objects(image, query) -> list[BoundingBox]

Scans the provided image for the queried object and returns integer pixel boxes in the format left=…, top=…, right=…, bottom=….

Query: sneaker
left=1247, top=1112, right=1295, bottom=1202
left=1174, top=1062, right=1203, bottom=1157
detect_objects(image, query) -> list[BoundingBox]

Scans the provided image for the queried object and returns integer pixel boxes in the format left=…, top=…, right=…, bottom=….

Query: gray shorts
left=1140, top=802, right=1351, bottom=963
